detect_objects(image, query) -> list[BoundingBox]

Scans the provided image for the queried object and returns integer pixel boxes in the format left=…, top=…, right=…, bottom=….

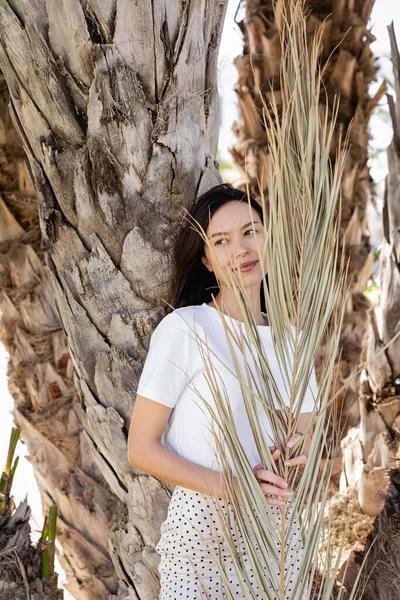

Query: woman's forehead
left=207, top=202, right=260, bottom=232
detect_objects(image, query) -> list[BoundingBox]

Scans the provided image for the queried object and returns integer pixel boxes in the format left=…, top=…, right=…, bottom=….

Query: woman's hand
left=252, top=446, right=292, bottom=507
left=252, top=434, right=308, bottom=506
left=284, top=432, right=308, bottom=472
left=274, top=410, right=310, bottom=473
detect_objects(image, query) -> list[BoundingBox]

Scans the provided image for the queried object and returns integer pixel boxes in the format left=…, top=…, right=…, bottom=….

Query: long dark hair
left=170, top=183, right=267, bottom=311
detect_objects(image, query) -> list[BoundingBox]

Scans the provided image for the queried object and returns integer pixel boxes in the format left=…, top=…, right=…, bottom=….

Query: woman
left=128, top=184, right=316, bottom=599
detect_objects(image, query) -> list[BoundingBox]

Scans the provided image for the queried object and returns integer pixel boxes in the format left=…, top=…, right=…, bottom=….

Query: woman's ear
left=201, top=255, right=212, bottom=272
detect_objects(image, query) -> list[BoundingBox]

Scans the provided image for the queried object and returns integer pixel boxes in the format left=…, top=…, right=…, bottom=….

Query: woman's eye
left=215, top=230, right=257, bottom=245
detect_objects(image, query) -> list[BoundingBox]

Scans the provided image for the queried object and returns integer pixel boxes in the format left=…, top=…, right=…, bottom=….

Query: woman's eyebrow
left=209, top=221, right=260, bottom=239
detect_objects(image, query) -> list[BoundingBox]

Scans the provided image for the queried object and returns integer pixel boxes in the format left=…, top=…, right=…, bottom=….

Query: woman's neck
left=208, top=291, right=267, bottom=326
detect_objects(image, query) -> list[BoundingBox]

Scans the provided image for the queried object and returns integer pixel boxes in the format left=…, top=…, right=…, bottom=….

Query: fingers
left=252, top=445, right=307, bottom=506
left=260, top=483, right=293, bottom=499
left=252, top=448, right=280, bottom=476
left=254, top=468, right=288, bottom=489
left=252, top=463, right=263, bottom=473
left=284, top=454, right=308, bottom=469
left=285, top=434, right=307, bottom=470
left=286, top=432, right=303, bottom=448
left=266, top=496, right=288, bottom=507
left=260, top=447, right=281, bottom=464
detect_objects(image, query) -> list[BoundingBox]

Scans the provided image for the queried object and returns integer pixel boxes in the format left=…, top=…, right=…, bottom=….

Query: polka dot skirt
left=156, top=486, right=308, bottom=599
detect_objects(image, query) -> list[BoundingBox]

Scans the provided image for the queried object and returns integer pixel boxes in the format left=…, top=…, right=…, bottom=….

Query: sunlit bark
left=0, top=1, right=227, bottom=597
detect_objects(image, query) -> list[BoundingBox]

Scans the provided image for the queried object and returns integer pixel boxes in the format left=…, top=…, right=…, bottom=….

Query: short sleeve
left=136, top=311, right=192, bottom=408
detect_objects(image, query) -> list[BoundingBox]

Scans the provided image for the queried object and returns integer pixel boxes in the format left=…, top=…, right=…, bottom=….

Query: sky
left=0, top=2, right=399, bottom=596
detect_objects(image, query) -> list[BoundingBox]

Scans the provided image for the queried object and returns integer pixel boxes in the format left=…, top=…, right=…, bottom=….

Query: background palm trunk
left=354, top=468, right=400, bottom=599
left=341, top=21, right=400, bottom=516
left=0, top=80, right=119, bottom=598
left=0, top=1, right=227, bottom=598
left=328, top=26, right=400, bottom=591
left=233, top=0, right=391, bottom=505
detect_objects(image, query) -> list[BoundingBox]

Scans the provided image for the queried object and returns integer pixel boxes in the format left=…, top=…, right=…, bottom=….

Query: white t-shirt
left=136, top=303, right=318, bottom=475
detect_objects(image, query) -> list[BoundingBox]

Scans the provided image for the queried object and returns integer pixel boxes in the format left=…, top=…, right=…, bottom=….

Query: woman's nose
left=234, top=240, right=250, bottom=258
left=232, top=244, right=250, bottom=261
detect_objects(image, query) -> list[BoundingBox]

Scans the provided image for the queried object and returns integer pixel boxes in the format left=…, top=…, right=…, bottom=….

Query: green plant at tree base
left=0, top=427, right=20, bottom=516
left=40, top=505, right=58, bottom=586
left=0, top=427, right=61, bottom=594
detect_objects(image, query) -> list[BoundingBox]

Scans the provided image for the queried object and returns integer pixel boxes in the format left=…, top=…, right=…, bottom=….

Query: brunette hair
left=170, top=183, right=267, bottom=311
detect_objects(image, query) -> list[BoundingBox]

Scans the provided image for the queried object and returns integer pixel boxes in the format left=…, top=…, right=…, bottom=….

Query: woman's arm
left=128, top=394, right=290, bottom=504
left=128, top=394, right=228, bottom=497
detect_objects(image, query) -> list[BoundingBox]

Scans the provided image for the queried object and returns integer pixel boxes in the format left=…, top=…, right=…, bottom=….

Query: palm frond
left=164, top=1, right=400, bottom=597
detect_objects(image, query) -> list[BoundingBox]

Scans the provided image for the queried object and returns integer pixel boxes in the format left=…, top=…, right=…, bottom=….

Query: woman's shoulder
left=157, top=304, right=208, bottom=335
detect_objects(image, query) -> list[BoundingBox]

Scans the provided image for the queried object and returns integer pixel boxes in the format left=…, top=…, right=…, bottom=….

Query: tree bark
left=0, top=1, right=227, bottom=598
left=0, top=81, right=119, bottom=598
left=353, top=468, right=400, bottom=599
left=234, top=0, right=385, bottom=490
left=341, top=21, right=400, bottom=516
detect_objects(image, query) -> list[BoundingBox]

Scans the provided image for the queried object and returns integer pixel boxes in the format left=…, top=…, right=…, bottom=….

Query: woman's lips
left=239, top=260, right=258, bottom=273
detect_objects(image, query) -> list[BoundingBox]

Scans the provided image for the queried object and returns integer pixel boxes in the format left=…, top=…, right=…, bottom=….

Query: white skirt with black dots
left=156, top=486, right=308, bottom=599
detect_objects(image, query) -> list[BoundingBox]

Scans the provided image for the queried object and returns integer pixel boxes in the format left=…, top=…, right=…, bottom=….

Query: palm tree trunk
left=341, top=21, right=400, bottom=516
left=232, top=0, right=386, bottom=490
left=0, top=1, right=227, bottom=598
left=353, top=468, right=400, bottom=599
left=0, top=81, right=119, bottom=598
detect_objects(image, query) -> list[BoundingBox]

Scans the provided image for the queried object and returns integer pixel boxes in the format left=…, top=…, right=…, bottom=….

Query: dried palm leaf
left=165, top=1, right=400, bottom=598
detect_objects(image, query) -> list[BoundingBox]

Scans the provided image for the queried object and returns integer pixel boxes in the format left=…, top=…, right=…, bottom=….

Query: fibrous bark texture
left=340, top=21, right=400, bottom=516
left=354, top=468, right=400, bottom=598
left=0, top=82, right=119, bottom=598
left=0, top=1, right=226, bottom=598
left=234, top=0, right=386, bottom=494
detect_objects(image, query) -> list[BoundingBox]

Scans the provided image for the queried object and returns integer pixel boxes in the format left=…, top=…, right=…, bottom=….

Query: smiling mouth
left=233, top=260, right=258, bottom=272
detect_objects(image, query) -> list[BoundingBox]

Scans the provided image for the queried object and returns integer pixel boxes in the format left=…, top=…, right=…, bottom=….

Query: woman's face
left=201, top=201, right=267, bottom=290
